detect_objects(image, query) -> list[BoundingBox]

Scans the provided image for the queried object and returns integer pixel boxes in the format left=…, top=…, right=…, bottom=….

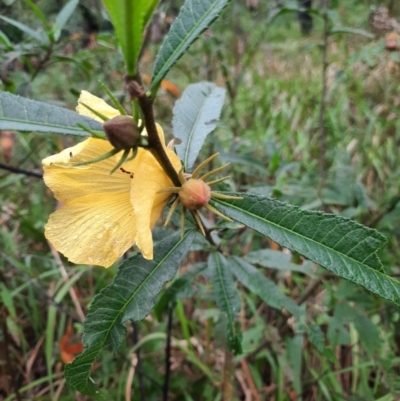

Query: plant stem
left=126, top=76, right=210, bottom=237
left=318, top=3, right=330, bottom=186
left=132, top=322, right=146, bottom=400
left=215, top=46, right=240, bottom=140
left=0, top=162, right=43, bottom=178
left=30, top=40, right=54, bottom=84
left=163, top=307, right=174, bottom=401
left=125, top=75, right=181, bottom=187
left=221, top=346, right=235, bottom=401
left=1, top=318, right=22, bottom=401
left=1, top=251, right=80, bottom=321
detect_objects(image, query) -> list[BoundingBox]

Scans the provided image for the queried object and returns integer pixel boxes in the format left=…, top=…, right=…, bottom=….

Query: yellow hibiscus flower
left=42, top=91, right=181, bottom=267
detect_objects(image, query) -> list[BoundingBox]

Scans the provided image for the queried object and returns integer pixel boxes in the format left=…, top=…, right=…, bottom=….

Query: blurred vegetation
left=1, top=0, right=400, bottom=400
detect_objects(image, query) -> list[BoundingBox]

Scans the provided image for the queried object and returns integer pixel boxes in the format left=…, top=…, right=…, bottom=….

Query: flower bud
left=103, top=115, right=140, bottom=150
left=385, top=32, right=400, bottom=51
left=179, top=179, right=211, bottom=210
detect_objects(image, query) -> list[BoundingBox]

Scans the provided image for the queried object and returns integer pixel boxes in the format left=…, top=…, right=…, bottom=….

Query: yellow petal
left=45, top=192, right=136, bottom=267
left=139, top=122, right=165, bottom=145
left=42, top=138, right=139, bottom=203
left=43, top=102, right=182, bottom=264
left=130, top=147, right=182, bottom=259
left=76, top=90, right=120, bottom=122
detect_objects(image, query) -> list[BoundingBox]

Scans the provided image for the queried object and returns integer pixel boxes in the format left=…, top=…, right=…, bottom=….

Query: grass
left=1, top=0, right=400, bottom=399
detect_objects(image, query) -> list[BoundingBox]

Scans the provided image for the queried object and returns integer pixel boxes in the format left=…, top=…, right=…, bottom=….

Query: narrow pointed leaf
left=173, top=82, right=226, bottom=170
left=0, top=91, right=102, bottom=136
left=24, top=0, right=49, bottom=30
left=219, top=151, right=269, bottom=172
left=64, top=230, right=195, bottom=396
left=151, top=0, right=232, bottom=91
left=231, top=256, right=327, bottom=352
left=210, top=194, right=400, bottom=307
left=53, top=0, right=79, bottom=41
left=245, top=249, right=314, bottom=275
left=102, top=0, right=157, bottom=75
left=0, top=16, right=47, bottom=44
left=208, top=252, right=242, bottom=354
left=0, top=31, right=12, bottom=49
left=331, top=26, right=374, bottom=38
left=143, top=0, right=160, bottom=28
left=230, top=256, right=303, bottom=318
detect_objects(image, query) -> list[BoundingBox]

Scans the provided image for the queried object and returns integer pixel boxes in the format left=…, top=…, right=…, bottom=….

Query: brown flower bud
left=385, top=32, right=400, bottom=51
left=179, top=179, right=211, bottom=210
left=103, top=115, right=140, bottom=150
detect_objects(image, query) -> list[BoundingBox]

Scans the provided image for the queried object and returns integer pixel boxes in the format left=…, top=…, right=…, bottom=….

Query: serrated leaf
left=64, top=230, right=195, bottom=396
left=102, top=0, right=158, bottom=75
left=151, top=0, right=231, bottom=91
left=53, top=0, right=79, bottom=42
left=208, top=252, right=242, bottom=354
left=0, top=91, right=102, bottom=136
left=173, top=82, right=225, bottom=170
left=230, top=256, right=303, bottom=318
left=154, top=261, right=206, bottom=319
left=210, top=194, right=400, bottom=307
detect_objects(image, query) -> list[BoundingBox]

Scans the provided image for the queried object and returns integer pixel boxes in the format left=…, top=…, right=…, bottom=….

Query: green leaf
left=23, top=0, right=49, bottom=31
left=143, top=0, right=159, bottom=28
left=0, top=30, right=12, bottom=49
left=219, top=151, right=269, bottom=173
left=0, top=91, right=102, bottom=136
left=286, top=332, right=303, bottom=394
left=210, top=194, right=400, bottom=307
left=0, top=15, right=47, bottom=44
left=102, top=0, right=158, bottom=75
left=375, top=395, right=394, bottom=401
left=331, top=26, right=374, bottom=39
left=64, top=230, right=195, bottom=396
left=264, top=5, right=303, bottom=25
left=308, top=323, right=325, bottom=353
left=53, top=0, right=79, bottom=42
left=154, top=261, right=206, bottom=320
left=335, top=303, right=381, bottom=353
left=208, top=252, right=242, bottom=354
left=230, top=256, right=303, bottom=318
left=245, top=249, right=314, bottom=275
left=172, top=82, right=225, bottom=170
left=151, top=0, right=231, bottom=92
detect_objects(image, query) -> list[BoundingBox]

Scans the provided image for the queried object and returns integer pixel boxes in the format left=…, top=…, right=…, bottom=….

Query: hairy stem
left=318, top=3, right=330, bottom=187
left=125, top=75, right=181, bottom=187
